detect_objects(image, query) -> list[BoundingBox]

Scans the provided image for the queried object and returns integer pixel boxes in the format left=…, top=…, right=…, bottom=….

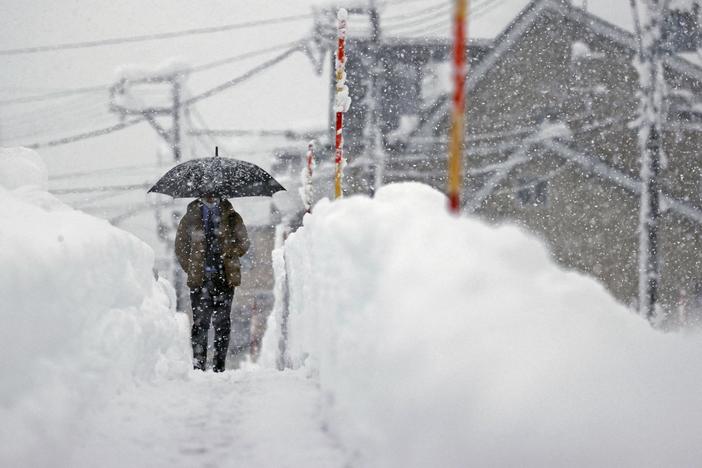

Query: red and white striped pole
left=448, top=0, right=468, bottom=213
left=334, top=8, right=351, bottom=199
left=301, top=140, right=315, bottom=213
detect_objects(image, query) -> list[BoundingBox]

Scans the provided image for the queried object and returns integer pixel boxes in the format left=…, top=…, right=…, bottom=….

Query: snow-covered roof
left=374, top=0, right=702, bottom=84
left=467, top=0, right=702, bottom=92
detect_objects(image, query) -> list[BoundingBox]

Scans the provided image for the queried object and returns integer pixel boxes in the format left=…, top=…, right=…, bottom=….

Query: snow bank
left=0, top=147, right=48, bottom=190
left=265, top=182, right=702, bottom=468
left=0, top=148, right=191, bottom=467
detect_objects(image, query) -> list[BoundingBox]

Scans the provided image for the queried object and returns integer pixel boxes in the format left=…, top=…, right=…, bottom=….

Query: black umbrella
left=148, top=148, right=285, bottom=198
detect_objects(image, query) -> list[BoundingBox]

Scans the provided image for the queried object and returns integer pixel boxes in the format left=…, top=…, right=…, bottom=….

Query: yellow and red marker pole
left=448, top=0, right=468, bottom=213
left=334, top=8, right=351, bottom=199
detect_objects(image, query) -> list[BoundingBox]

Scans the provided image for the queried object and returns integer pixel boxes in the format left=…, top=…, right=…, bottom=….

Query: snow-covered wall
left=264, top=182, right=702, bottom=468
left=0, top=148, right=191, bottom=467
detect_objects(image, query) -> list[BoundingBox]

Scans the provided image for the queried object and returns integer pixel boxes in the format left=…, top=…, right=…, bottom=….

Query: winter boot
left=192, top=343, right=207, bottom=371
left=212, top=353, right=226, bottom=372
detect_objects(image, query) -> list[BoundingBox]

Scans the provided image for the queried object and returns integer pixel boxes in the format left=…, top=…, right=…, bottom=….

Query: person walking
left=175, top=193, right=250, bottom=372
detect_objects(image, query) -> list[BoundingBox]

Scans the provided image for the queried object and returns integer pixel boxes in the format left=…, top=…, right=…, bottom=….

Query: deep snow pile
left=263, top=182, right=702, bottom=468
left=0, top=148, right=191, bottom=467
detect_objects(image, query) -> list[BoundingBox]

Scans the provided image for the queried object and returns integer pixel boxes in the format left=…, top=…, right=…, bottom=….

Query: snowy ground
left=0, top=147, right=347, bottom=468
left=71, top=368, right=347, bottom=468
left=6, top=148, right=702, bottom=467
left=0, top=148, right=345, bottom=467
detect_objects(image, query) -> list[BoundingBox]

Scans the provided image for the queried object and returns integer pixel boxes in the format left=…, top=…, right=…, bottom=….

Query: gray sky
left=0, top=0, right=633, bottom=172
left=0, top=1, right=334, bottom=173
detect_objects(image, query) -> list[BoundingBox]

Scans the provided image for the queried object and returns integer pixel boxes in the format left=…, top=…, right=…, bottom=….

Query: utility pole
left=366, top=1, right=385, bottom=193
left=631, top=0, right=666, bottom=323
left=172, top=79, right=182, bottom=161
left=170, top=78, right=185, bottom=309
left=110, top=70, right=188, bottom=309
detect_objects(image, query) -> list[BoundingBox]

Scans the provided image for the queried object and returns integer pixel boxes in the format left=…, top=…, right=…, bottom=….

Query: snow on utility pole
left=334, top=8, right=351, bottom=199
left=632, top=0, right=666, bottom=322
left=170, top=78, right=185, bottom=307
left=448, top=0, right=468, bottom=213
left=172, top=79, right=182, bottom=162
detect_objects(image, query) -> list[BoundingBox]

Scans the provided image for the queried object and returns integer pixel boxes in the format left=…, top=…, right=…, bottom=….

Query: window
left=515, top=179, right=549, bottom=208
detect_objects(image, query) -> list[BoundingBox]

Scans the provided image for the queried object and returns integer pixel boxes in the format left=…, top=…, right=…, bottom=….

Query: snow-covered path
left=71, top=368, right=347, bottom=468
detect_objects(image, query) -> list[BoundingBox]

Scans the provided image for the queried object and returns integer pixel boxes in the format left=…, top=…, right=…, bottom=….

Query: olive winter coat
left=175, top=199, right=250, bottom=289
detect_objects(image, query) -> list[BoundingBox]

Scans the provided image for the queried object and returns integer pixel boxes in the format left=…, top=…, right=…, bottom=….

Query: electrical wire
left=384, top=7, right=452, bottom=34
left=184, top=47, right=301, bottom=105
left=189, top=39, right=305, bottom=73
left=0, top=85, right=107, bottom=105
left=1, top=39, right=305, bottom=107
left=382, top=1, right=451, bottom=23
left=184, top=105, right=219, bottom=156
left=14, top=46, right=300, bottom=149
left=26, top=118, right=144, bottom=149
left=50, top=162, right=166, bottom=180
left=0, top=13, right=313, bottom=56
left=1, top=101, right=118, bottom=142
left=388, top=0, right=501, bottom=37
left=471, top=0, right=503, bottom=18
left=387, top=15, right=451, bottom=37
left=400, top=0, right=503, bottom=39
left=380, top=0, right=437, bottom=7
left=50, top=182, right=152, bottom=195
left=2, top=98, right=111, bottom=127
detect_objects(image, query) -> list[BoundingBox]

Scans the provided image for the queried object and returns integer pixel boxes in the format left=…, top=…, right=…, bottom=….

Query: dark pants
left=190, top=279, right=234, bottom=372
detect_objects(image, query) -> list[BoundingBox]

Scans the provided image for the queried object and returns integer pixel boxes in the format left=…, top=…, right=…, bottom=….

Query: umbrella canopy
left=148, top=154, right=285, bottom=199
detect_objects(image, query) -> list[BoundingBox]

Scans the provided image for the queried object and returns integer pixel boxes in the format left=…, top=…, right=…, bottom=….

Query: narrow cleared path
left=71, top=368, right=347, bottom=468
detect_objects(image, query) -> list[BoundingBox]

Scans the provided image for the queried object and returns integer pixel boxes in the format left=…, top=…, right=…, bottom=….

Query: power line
left=388, top=15, right=450, bottom=37
left=1, top=100, right=118, bottom=141
left=383, top=1, right=451, bottom=23
left=394, top=0, right=502, bottom=38
left=184, top=47, right=301, bottom=105
left=50, top=182, right=152, bottom=195
left=2, top=117, right=117, bottom=144
left=2, top=96, right=110, bottom=125
left=468, top=0, right=503, bottom=20
left=383, top=3, right=452, bottom=29
left=26, top=118, right=144, bottom=149
left=189, top=128, right=324, bottom=139
left=72, top=190, right=136, bottom=207
left=380, top=0, right=433, bottom=6
left=0, top=13, right=313, bottom=56
left=17, top=48, right=300, bottom=149
left=0, top=85, right=107, bottom=105
left=0, top=40, right=305, bottom=107
left=111, top=202, right=175, bottom=225
left=189, top=39, right=304, bottom=73
left=50, top=162, right=166, bottom=180
left=185, top=104, right=221, bottom=152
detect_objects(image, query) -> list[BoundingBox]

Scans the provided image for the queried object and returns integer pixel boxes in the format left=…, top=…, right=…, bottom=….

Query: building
left=276, top=0, right=702, bottom=324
